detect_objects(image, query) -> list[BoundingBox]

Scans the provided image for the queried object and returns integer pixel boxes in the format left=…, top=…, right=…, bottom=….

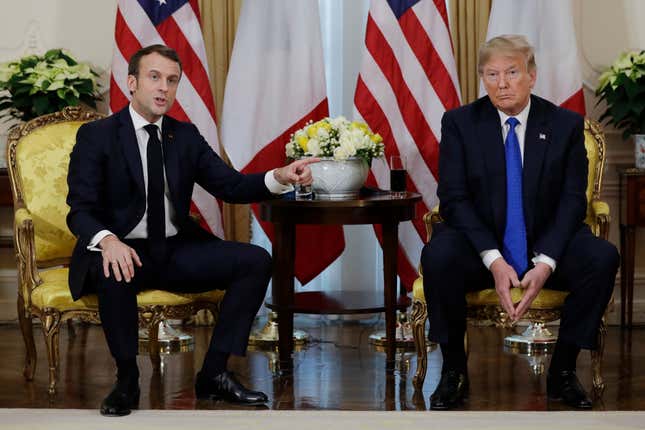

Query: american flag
left=110, top=0, right=224, bottom=237
left=354, top=0, right=461, bottom=290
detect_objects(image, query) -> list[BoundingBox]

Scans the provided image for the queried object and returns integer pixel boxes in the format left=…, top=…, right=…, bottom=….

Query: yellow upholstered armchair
left=411, top=119, right=610, bottom=394
left=8, top=106, right=225, bottom=394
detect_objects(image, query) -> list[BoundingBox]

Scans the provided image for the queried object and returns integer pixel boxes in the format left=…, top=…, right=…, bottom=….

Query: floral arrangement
left=596, top=50, right=645, bottom=139
left=286, top=116, right=385, bottom=165
left=0, top=49, right=101, bottom=122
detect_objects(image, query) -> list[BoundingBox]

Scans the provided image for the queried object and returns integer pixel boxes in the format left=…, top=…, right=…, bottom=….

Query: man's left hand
left=274, top=157, right=320, bottom=185
left=514, top=262, right=552, bottom=321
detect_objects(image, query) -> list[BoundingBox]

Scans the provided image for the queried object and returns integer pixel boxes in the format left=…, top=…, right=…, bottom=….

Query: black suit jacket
left=66, top=107, right=272, bottom=300
left=437, top=94, right=588, bottom=264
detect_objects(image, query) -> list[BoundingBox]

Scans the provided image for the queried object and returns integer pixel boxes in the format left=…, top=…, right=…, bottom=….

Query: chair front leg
left=411, top=299, right=428, bottom=390
left=41, top=308, right=62, bottom=395
left=591, top=316, right=607, bottom=396
left=17, top=295, right=36, bottom=380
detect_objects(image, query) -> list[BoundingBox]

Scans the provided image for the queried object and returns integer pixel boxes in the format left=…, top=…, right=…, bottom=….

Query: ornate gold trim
left=411, top=299, right=428, bottom=390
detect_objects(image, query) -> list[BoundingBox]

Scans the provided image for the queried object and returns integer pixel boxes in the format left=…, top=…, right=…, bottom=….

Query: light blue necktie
left=502, top=117, right=528, bottom=275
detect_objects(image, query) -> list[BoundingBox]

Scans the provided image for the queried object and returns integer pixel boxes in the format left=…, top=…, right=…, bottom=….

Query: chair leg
left=148, top=320, right=162, bottom=372
left=591, top=317, right=606, bottom=396
left=411, top=299, right=428, bottom=390
left=41, top=308, right=62, bottom=395
left=17, top=295, right=36, bottom=380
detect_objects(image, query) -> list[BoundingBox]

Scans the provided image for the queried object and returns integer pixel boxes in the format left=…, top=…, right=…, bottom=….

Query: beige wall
left=0, top=0, right=643, bottom=322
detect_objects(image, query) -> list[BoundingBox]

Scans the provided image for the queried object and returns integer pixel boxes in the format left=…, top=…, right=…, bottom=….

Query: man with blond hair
left=421, top=35, right=618, bottom=410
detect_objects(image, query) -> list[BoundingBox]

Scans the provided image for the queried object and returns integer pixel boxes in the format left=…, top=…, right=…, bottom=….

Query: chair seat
left=31, top=268, right=226, bottom=311
left=412, top=276, right=569, bottom=310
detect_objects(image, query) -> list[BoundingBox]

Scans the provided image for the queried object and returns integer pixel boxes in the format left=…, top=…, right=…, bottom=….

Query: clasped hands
left=490, top=258, right=552, bottom=322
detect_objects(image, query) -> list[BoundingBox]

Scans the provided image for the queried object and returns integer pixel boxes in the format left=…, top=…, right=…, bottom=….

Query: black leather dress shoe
left=430, top=370, right=468, bottom=410
left=547, top=370, right=592, bottom=409
left=195, top=371, right=268, bottom=405
left=100, top=382, right=140, bottom=417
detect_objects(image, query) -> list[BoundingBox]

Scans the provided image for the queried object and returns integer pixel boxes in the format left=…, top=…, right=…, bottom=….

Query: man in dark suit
left=67, top=45, right=317, bottom=416
left=421, top=35, right=619, bottom=410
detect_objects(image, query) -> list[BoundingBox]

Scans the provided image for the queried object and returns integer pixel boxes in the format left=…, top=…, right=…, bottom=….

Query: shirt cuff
left=532, top=253, right=556, bottom=272
left=264, top=169, right=294, bottom=194
left=480, top=249, right=503, bottom=270
left=87, top=230, right=114, bottom=251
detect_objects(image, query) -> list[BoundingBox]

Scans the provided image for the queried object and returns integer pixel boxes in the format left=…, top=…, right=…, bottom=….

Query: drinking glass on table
left=389, top=155, right=407, bottom=198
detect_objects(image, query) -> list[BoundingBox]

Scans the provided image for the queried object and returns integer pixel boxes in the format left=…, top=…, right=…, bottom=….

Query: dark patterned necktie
left=502, top=117, right=528, bottom=275
left=143, top=124, right=166, bottom=263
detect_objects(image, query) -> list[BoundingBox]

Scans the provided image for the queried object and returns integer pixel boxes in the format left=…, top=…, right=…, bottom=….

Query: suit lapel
left=161, top=116, right=180, bottom=209
left=478, top=98, right=506, bottom=241
left=118, top=109, right=145, bottom=196
left=522, top=95, right=550, bottom=239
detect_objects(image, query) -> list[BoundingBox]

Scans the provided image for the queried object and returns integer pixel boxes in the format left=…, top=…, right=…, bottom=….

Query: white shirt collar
left=497, top=98, right=531, bottom=128
left=129, top=104, right=164, bottom=131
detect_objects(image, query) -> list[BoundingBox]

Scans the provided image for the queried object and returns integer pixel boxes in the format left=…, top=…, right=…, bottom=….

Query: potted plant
left=285, top=116, right=385, bottom=199
left=0, top=49, right=101, bottom=122
left=596, top=50, right=645, bottom=168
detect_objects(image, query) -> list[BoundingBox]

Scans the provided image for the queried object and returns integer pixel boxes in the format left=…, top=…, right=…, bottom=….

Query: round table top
left=259, top=190, right=422, bottom=224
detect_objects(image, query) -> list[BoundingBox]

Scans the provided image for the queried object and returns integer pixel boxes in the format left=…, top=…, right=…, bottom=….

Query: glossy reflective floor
left=0, top=316, right=643, bottom=411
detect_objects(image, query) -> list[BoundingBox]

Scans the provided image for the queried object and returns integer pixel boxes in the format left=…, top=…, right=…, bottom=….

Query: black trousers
left=421, top=224, right=619, bottom=350
left=86, top=233, right=271, bottom=366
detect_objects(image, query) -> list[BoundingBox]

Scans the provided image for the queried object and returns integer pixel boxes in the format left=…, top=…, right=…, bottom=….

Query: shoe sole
left=195, top=392, right=267, bottom=406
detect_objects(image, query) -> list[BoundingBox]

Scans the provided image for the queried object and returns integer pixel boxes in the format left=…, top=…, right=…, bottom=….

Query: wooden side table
left=618, top=167, right=645, bottom=328
left=260, top=192, right=422, bottom=371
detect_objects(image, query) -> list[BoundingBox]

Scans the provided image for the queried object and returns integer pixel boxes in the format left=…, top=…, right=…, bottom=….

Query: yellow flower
left=351, top=121, right=369, bottom=132
left=296, top=134, right=309, bottom=151
left=370, top=133, right=383, bottom=143
left=307, top=124, right=319, bottom=138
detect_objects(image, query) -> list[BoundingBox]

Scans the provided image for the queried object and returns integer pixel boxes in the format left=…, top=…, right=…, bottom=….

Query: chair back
left=583, top=119, right=606, bottom=227
left=7, top=107, right=104, bottom=266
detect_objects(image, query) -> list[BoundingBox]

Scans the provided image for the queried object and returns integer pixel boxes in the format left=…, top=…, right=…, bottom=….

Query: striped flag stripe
left=414, top=0, right=461, bottom=95
left=357, top=55, right=439, bottom=212
left=369, top=7, right=444, bottom=142
left=400, top=12, right=460, bottom=110
left=354, top=0, right=460, bottom=290
left=365, top=16, right=440, bottom=178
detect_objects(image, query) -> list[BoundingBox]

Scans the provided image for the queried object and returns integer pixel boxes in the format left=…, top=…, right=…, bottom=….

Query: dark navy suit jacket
left=66, top=107, right=272, bottom=300
left=437, top=94, right=588, bottom=264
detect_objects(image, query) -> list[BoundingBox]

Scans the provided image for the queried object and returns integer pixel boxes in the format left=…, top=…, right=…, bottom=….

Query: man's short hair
left=127, top=44, right=183, bottom=77
left=477, top=34, right=536, bottom=74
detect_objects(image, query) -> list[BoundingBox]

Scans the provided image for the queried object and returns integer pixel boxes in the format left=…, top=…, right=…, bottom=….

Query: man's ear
left=127, top=75, right=137, bottom=96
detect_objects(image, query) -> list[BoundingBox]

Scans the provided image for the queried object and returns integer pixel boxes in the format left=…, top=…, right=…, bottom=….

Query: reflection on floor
left=0, top=315, right=643, bottom=410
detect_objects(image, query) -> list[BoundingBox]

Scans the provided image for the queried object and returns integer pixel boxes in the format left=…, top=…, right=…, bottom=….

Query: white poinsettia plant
left=0, top=49, right=101, bottom=122
left=285, top=116, right=385, bottom=165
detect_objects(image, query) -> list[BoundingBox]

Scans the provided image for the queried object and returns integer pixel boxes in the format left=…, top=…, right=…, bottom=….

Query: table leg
left=272, top=222, right=295, bottom=371
left=619, top=224, right=627, bottom=329
left=382, top=222, right=398, bottom=371
left=624, top=225, right=636, bottom=329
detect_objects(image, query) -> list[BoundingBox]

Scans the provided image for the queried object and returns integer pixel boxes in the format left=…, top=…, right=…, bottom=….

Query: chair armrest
left=14, top=208, right=42, bottom=310
left=590, top=199, right=610, bottom=241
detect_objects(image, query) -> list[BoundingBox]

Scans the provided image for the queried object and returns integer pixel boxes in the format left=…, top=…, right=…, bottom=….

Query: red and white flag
left=354, top=0, right=461, bottom=290
left=220, top=0, right=345, bottom=285
left=483, top=0, right=586, bottom=115
left=110, top=0, right=224, bottom=237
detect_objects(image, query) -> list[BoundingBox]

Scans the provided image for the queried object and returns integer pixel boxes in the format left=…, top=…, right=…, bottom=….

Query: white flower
left=285, top=116, right=384, bottom=164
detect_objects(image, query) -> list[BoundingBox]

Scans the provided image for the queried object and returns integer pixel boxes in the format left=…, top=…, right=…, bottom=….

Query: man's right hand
left=490, top=257, right=521, bottom=321
left=99, top=235, right=142, bottom=283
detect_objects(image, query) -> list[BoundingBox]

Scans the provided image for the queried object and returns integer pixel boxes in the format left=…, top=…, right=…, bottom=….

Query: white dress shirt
left=88, top=105, right=291, bottom=250
left=479, top=100, right=557, bottom=272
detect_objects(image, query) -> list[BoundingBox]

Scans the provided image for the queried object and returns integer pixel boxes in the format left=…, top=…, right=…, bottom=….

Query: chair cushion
left=30, top=268, right=226, bottom=311
left=16, top=122, right=84, bottom=262
left=412, top=276, right=568, bottom=309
